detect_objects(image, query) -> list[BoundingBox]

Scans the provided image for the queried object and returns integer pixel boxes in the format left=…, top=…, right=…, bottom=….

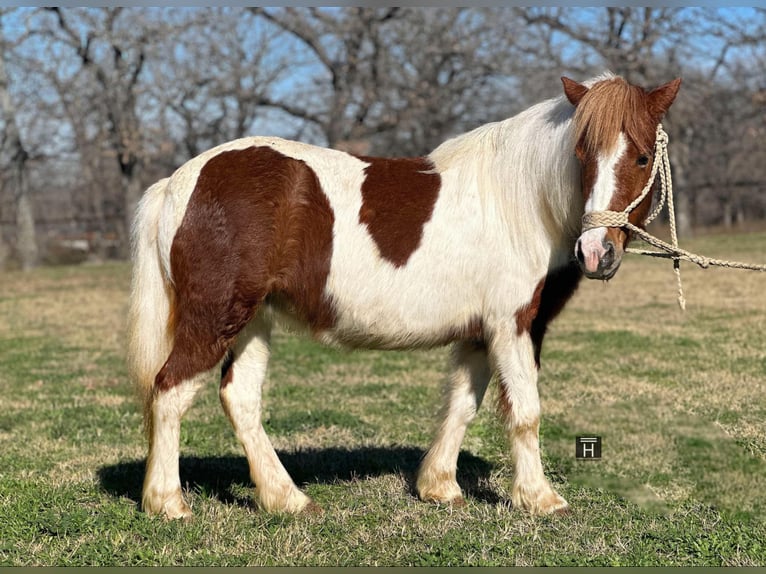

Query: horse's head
left=562, top=74, right=681, bottom=280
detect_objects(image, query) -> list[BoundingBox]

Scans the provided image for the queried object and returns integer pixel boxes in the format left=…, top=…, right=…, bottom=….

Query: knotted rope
left=581, top=123, right=766, bottom=310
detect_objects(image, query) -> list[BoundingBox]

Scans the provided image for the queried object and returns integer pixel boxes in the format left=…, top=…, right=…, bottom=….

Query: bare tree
left=253, top=7, right=403, bottom=151
left=368, top=8, right=524, bottom=155
left=149, top=8, right=302, bottom=163
left=0, top=10, right=38, bottom=270
left=251, top=8, right=522, bottom=156
left=513, top=8, right=694, bottom=82
left=670, top=9, right=766, bottom=231
left=42, top=7, right=159, bottom=253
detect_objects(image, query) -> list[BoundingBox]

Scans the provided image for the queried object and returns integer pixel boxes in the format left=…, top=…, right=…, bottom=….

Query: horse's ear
left=647, top=78, right=682, bottom=119
left=561, top=77, right=588, bottom=107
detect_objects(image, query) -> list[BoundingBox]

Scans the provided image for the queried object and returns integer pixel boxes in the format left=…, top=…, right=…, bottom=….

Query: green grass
left=1, top=234, right=766, bottom=566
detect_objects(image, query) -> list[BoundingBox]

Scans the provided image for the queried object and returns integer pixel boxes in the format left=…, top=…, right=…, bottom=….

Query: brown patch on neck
left=515, top=263, right=582, bottom=367
left=357, top=156, right=441, bottom=267
left=515, top=279, right=547, bottom=336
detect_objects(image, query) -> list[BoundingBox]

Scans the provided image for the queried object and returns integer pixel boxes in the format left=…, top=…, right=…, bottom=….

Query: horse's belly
left=316, top=270, right=483, bottom=350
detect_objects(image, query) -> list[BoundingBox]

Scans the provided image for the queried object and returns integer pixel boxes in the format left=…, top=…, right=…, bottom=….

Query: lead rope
left=581, top=124, right=766, bottom=311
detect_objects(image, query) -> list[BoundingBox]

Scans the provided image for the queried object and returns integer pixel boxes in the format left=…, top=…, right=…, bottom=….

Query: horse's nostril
left=601, top=242, right=615, bottom=269
left=575, top=240, right=585, bottom=265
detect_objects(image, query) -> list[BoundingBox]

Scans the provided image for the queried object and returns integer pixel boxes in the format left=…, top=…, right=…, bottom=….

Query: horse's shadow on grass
left=97, top=446, right=499, bottom=510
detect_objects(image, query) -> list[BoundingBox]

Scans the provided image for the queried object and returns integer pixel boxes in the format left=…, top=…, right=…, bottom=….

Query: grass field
left=1, top=231, right=765, bottom=566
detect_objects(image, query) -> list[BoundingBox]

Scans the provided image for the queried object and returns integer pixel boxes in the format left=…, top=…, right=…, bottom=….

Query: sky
left=2, top=1, right=766, bottom=7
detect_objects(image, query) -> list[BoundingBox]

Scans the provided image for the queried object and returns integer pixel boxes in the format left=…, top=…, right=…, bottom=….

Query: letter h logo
left=576, top=436, right=602, bottom=460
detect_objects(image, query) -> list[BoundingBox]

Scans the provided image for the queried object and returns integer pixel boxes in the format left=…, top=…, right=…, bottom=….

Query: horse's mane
left=574, top=74, right=657, bottom=155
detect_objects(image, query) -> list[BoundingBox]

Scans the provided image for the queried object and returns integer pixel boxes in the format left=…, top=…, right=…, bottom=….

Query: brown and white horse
left=127, top=72, right=680, bottom=519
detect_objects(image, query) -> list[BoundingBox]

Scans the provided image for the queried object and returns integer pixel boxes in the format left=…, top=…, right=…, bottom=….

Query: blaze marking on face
left=577, top=133, right=627, bottom=274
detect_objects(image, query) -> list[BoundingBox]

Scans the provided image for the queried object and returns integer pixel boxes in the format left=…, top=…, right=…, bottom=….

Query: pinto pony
left=128, top=72, right=680, bottom=519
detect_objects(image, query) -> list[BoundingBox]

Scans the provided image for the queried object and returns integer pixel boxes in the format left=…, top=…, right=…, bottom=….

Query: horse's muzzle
left=575, top=233, right=622, bottom=280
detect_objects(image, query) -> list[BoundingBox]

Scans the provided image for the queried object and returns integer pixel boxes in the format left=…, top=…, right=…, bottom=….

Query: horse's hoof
left=512, top=484, right=569, bottom=515
left=142, top=489, right=192, bottom=520
left=416, top=470, right=465, bottom=506
left=419, top=492, right=467, bottom=507
left=258, top=487, right=315, bottom=514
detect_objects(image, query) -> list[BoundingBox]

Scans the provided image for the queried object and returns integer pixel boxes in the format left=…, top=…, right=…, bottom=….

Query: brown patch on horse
left=357, top=156, right=441, bottom=267
left=498, top=381, right=513, bottom=422
left=155, top=146, right=335, bottom=392
left=577, top=144, right=600, bottom=206
left=220, top=350, right=235, bottom=389
left=515, top=279, right=546, bottom=337
left=512, top=418, right=539, bottom=439
left=530, top=264, right=581, bottom=367
left=496, top=264, right=577, bottom=418
left=515, top=263, right=582, bottom=368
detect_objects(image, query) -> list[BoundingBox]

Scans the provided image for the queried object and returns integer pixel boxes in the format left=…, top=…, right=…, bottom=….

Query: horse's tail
left=127, top=177, right=175, bottom=435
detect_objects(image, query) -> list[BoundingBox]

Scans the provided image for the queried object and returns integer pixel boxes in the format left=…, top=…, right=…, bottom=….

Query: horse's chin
left=580, top=260, right=621, bottom=281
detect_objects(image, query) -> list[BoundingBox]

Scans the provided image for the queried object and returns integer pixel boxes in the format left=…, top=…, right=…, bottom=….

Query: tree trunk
left=736, top=206, right=746, bottom=227
left=0, top=34, right=38, bottom=270
left=0, top=224, right=10, bottom=269
left=722, top=200, right=733, bottom=229
left=669, top=139, right=693, bottom=238
left=674, top=186, right=693, bottom=238
left=15, top=187, right=38, bottom=270
left=119, top=166, right=144, bottom=258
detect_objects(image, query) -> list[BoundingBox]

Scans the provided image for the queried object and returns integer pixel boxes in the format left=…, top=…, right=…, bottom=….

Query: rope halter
left=579, top=123, right=766, bottom=311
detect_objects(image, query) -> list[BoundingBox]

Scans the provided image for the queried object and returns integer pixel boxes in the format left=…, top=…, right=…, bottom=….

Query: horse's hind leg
left=142, top=310, right=234, bottom=519
left=219, top=312, right=314, bottom=514
left=417, top=340, right=491, bottom=505
left=142, top=374, right=205, bottom=519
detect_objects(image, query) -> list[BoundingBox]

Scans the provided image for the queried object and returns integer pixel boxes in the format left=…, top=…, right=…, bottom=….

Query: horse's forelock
left=574, top=77, right=657, bottom=157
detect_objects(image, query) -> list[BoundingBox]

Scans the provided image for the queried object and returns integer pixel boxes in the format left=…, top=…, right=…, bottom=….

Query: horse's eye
left=637, top=155, right=650, bottom=167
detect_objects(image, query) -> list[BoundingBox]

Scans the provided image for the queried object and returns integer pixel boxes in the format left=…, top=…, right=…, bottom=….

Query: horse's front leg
left=490, top=325, right=568, bottom=515
left=416, top=340, right=491, bottom=505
